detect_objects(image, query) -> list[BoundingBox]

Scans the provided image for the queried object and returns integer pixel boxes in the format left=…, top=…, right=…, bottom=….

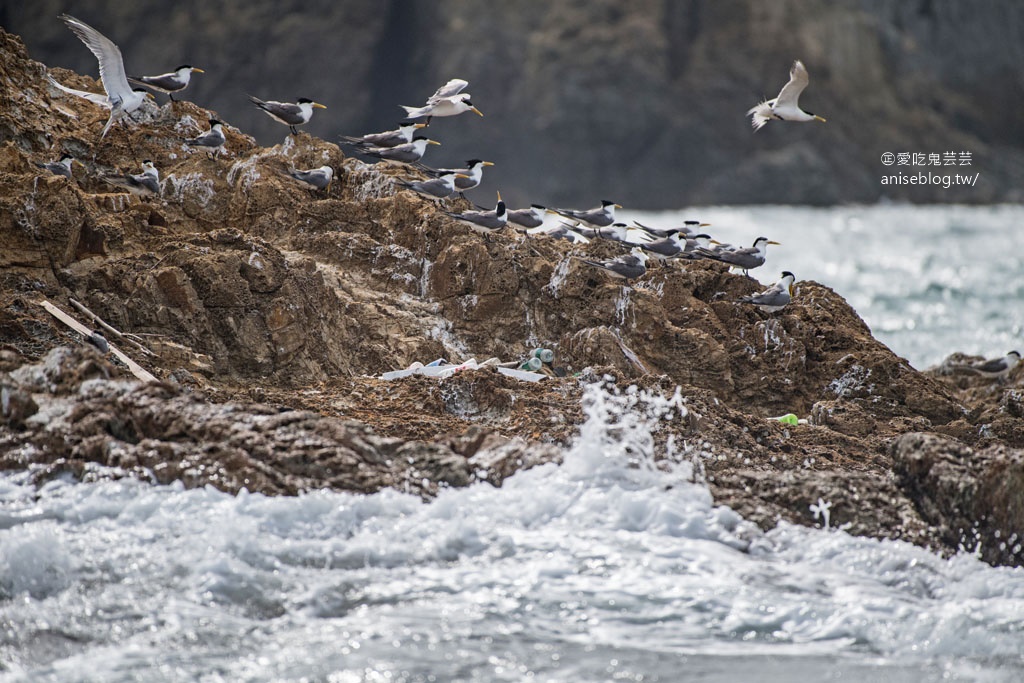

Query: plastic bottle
left=532, top=348, right=555, bottom=364
left=520, top=357, right=543, bottom=371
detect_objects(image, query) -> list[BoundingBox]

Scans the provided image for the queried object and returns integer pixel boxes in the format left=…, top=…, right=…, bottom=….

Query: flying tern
left=748, top=60, right=826, bottom=131
left=401, top=78, right=483, bottom=119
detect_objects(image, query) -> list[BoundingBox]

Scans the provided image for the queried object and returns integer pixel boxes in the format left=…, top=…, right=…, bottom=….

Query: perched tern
left=952, top=351, right=1021, bottom=381
left=672, top=233, right=716, bottom=260
left=185, top=119, right=226, bottom=157
left=576, top=248, right=649, bottom=281
left=129, top=65, right=203, bottom=101
left=401, top=78, right=483, bottom=119
left=508, top=204, right=548, bottom=230
left=85, top=329, right=109, bottom=354
left=638, top=232, right=688, bottom=260
left=748, top=60, right=826, bottom=131
left=102, top=159, right=160, bottom=197
left=736, top=271, right=795, bottom=313
left=698, top=236, right=778, bottom=275
left=634, top=219, right=711, bottom=239
left=396, top=171, right=468, bottom=199
left=431, top=159, right=493, bottom=194
left=551, top=200, right=622, bottom=228
left=61, top=14, right=154, bottom=137
left=445, top=193, right=507, bottom=236
left=249, top=96, right=326, bottom=135
left=285, top=165, right=334, bottom=192
left=340, top=120, right=427, bottom=148
left=363, top=137, right=441, bottom=164
left=529, top=223, right=590, bottom=244
left=35, top=154, right=74, bottom=179
left=593, top=223, right=654, bottom=246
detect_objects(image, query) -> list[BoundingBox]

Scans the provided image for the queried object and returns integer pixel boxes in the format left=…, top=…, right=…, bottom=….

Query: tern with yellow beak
left=401, top=79, right=483, bottom=119
left=249, top=96, right=326, bottom=135
left=129, top=65, right=204, bottom=101
left=737, top=271, right=796, bottom=313
left=748, top=60, right=826, bottom=131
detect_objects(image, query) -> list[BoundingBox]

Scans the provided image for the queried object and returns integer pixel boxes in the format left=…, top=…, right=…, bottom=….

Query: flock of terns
left=32, top=14, right=1020, bottom=376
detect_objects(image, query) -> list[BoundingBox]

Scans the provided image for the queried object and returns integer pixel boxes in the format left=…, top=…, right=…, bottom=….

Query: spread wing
left=61, top=14, right=133, bottom=106
left=775, top=60, right=809, bottom=109
left=427, top=78, right=469, bottom=104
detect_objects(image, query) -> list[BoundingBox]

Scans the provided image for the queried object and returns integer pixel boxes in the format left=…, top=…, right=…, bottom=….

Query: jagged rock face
left=3, top=25, right=1024, bottom=567
left=8, top=1, right=1024, bottom=206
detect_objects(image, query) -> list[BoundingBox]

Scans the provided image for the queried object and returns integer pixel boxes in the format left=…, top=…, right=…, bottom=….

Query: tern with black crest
left=102, top=159, right=160, bottom=198
left=748, top=60, right=826, bottom=131
left=401, top=78, right=483, bottom=119
left=736, top=271, right=796, bottom=313
left=249, top=96, right=326, bottom=135
left=340, top=121, right=427, bottom=148
left=129, top=65, right=204, bottom=101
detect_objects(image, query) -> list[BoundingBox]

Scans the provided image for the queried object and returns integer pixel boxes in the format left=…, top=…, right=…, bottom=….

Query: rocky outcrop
left=2, top=25, right=1024, bottom=566
left=7, top=1, right=1023, bottom=206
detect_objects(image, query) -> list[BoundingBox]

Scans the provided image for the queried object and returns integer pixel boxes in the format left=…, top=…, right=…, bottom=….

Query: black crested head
left=496, top=201, right=506, bottom=213
left=298, top=97, right=314, bottom=104
left=175, top=64, right=193, bottom=71
left=601, top=200, right=617, bottom=207
left=466, top=159, right=483, bottom=166
left=781, top=271, right=795, bottom=279
left=209, top=119, right=223, bottom=126
left=531, top=204, right=546, bottom=210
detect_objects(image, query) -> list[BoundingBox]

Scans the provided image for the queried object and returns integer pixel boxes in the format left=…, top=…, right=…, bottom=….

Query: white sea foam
left=1, top=383, right=1023, bottom=681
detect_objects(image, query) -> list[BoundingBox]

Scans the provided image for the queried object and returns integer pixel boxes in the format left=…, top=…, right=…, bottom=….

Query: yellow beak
left=414, top=122, right=428, bottom=128
left=313, top=102, right=327, bottom=109
left=427, top=139, right=441, bottom=146
left=193, top=68, right=205, bottom=74
left=814, top=115, right=826, bottom=123
left=482, top=161, right=494, bottom=167
left=471, top=107, right=483, bottom=117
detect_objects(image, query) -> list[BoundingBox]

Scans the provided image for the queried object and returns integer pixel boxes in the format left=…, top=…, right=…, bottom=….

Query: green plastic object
left=774, top=413, right=799, bottom=426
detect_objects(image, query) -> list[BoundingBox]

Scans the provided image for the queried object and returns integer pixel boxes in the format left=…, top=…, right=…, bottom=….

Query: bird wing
left=743, top=284, right=788, bottom=306
left=428, top=79, right=469, bottom=104
left=974, top=358, right=1007, bottom=374
left=47, top=74, right=112, bottom=108
left=774, top=60, right=809, bottom=109
left=130, top=73, right=181, bottom=91
left=61, top=15, right=133, bottom=106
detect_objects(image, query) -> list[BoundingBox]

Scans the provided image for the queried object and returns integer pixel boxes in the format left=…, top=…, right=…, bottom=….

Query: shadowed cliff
left=4, top=0, right=1023, bottom=207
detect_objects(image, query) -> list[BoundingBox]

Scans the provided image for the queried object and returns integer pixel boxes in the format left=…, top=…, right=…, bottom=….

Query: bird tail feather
left=747, top=99, right=774, bottom=131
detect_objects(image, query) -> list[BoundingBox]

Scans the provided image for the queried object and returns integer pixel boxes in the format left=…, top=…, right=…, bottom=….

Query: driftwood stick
left=39, top=299, right=158, bottom=383
left=68, top=298, right=155, bottom=356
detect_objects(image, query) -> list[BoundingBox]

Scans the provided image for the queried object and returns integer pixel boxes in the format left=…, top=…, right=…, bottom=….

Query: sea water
left=3, top=206, right=1024, bottom=681
left=627, top=204, right=1024, bottom=370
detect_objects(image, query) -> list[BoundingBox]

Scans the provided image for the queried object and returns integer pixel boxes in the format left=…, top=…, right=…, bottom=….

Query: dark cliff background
left=3, top=0, right=1023, bottom=208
